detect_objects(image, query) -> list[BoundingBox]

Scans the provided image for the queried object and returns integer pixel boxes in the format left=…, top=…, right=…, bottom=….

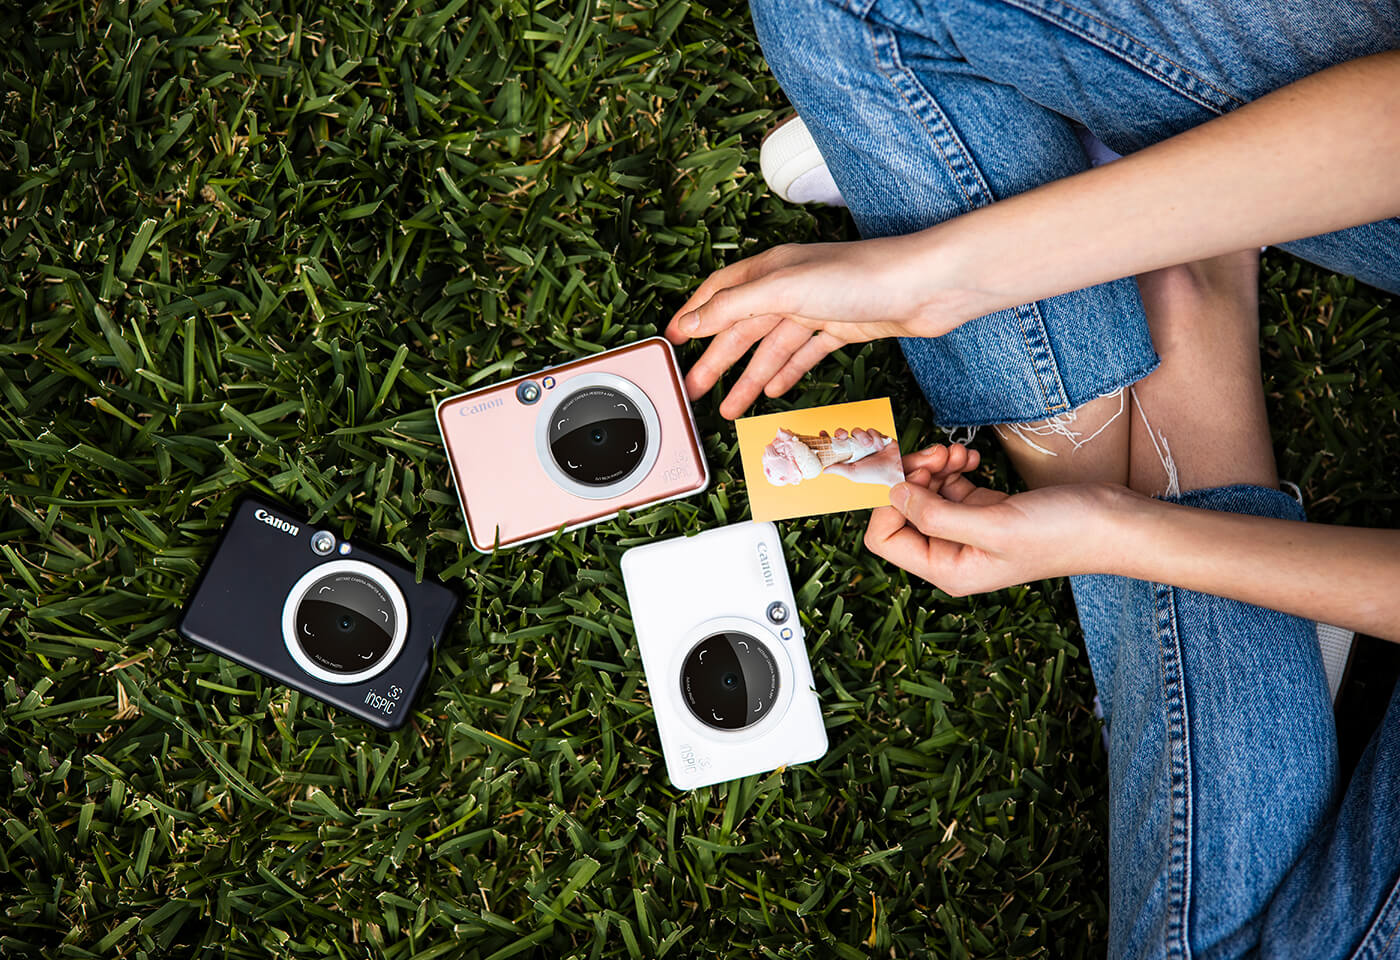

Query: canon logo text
left=756, top=541, right=775, bottom=588
left=254, top=508, right=300, bottom=538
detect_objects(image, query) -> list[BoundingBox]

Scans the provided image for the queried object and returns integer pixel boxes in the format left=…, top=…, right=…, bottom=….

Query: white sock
left=783, top=165, right=846, bottom=207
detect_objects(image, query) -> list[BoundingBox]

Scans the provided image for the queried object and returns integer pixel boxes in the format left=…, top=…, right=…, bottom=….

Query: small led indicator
left=338, top=543, right=352, bottom=555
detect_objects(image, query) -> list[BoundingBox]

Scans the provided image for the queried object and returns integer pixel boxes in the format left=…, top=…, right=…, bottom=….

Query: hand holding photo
left=736, top=398, right=904, bottom=521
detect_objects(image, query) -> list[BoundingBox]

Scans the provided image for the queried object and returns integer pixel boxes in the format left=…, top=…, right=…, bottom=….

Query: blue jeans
left=750, top=0, right=1400, bottom=428
left=1073, top=487, right=1400, bottom=960
left=746, top=0, right=1400, bottom=955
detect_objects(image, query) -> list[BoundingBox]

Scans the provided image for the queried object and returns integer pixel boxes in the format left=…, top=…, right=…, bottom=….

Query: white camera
left=621, top=522, right=827, bottom=789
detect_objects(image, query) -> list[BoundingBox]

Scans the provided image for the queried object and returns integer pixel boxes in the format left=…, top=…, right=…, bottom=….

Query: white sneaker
left=759, top=115, right=847, bottom=207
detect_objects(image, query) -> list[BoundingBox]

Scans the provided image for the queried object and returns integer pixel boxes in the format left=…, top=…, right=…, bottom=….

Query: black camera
left=178, top=495, right=459, bottom=730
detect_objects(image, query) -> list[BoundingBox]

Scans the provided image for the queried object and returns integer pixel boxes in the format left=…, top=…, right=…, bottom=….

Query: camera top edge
left=212, top=491, right=462, bottom=603
left=434, top=335, right=678, bottom=408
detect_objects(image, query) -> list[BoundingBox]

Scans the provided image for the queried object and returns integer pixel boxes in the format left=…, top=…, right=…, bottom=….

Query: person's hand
left=822, top=429, right=905, bottom=487
left=863, top=444, right=1128, bottom=595
left=664, top=235, right=969, bottom=418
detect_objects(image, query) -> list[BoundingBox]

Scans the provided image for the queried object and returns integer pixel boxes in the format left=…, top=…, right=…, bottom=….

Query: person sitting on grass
left=866, top=251, right=1400, bottom=960
left=665, top=49, right=1400, bottom=960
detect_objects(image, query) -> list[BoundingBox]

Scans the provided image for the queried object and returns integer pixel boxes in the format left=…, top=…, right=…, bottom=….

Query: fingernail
left=890, top=483, right=909, bottom=510
left=679, top=313, right=697, bottom=334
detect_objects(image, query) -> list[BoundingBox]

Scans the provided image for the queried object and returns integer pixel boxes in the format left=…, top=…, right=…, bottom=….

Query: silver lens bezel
left=534, top=372, right=661, bottom=500
left=281, top=559, right=409, bottom=685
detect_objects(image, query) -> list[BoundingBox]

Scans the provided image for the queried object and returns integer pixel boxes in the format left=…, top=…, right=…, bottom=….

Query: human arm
left=869, top=446, right=1400, bottom=642
left=667, top=51, right=1400, bottom=418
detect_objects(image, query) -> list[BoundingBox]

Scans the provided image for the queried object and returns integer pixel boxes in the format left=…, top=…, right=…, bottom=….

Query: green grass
left=1, top=1, right=1396, bottom=957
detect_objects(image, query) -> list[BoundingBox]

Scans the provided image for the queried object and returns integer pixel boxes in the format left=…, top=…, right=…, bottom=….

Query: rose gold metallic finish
left=435, top=338, right=709, bottom=551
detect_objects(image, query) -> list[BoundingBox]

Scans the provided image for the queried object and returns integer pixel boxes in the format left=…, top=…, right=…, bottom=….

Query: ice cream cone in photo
left=792, top=432, right=846, bottom=469
left=762, top=427, right=894, bottom=486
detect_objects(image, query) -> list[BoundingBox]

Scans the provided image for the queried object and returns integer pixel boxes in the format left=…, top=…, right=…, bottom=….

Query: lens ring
left=280, top=559, right=409, bottom=686
left=533, top=372, right=662, bottom=501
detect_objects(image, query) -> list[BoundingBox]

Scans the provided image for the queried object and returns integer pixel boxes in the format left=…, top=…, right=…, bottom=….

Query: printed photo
left=735, top=398, right=904, bottom=521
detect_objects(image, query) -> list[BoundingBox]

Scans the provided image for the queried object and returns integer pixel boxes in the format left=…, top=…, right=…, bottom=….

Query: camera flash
left=766, top=601, right=789, bottom=624
left=311, top=530, right=336, bottom=556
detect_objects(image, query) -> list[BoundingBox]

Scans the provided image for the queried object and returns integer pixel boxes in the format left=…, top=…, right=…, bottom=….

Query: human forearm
left=1103, top=491, right=1400, bottom=642
left=665, top=53, right=1400, bottom=418
left=919, top=51, right=1400, bottom=324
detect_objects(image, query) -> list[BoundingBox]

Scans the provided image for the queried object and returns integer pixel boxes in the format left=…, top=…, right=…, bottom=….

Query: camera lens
left=293, top=570, right=399, bottom=677
left=680, top=631, right=781, bottom=731
left=310, top=530, right=336, bottom=556
left=547, top=386, right=648, bottom=487
left=516, top=380, right=542, bottom=405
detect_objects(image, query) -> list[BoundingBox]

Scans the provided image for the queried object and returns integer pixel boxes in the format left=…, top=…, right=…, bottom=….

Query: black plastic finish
left=177, top=494, right=460, bottom=730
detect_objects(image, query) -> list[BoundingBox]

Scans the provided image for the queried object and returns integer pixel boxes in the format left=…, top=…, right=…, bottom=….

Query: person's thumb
left=889, top=482, right=987, bottom=546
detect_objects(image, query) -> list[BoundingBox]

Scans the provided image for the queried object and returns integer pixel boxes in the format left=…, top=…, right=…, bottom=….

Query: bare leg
left=996, top=250, right=1274, bottom=495
left=1128, top=251, right=1276, bottom=494
left=995, top=390, right=1132, bottom=488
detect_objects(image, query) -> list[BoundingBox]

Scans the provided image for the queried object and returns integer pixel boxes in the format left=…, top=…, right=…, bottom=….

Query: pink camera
left=435, top=338, right=710, bottom=551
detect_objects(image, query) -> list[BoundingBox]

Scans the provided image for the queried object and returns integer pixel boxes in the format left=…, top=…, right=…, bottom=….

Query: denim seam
left=1351, top=871, right=1400, bottom=960
left=992, top=0, right=1246, bottom=116
left=867, top=22, right=1070, bottom=414
left=868, top=24, right=985, bottom=209
left=1156, top=583, right=1193, bottom=958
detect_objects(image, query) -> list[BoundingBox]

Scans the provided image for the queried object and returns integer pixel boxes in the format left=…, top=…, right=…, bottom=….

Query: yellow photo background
left=735, top=398, right=902, bottom=522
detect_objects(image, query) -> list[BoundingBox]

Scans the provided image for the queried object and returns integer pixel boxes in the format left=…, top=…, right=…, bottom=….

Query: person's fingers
left=863, top=508, right=966, bottom=582
left=934, top=443, right=972, bottom=478
left=906, top=443, right=980, bottom=480
left=672, top=269, right=804, bottom=341
left=764, top=330, right=846, bottom=398
left=682, top=314, right=785, bottom=401
left=665, top=250, right=791, bottom=343
left=864, top=505, right=910, bottom=548
left=889, top=482, right=987, bottom=546
left=905, top=466, right=933, bottom=488
left=902, top=444, right=950, bottom=475
left=719, top=318, right=822, bottom=419
left=936, top=473, right=980, bottom=503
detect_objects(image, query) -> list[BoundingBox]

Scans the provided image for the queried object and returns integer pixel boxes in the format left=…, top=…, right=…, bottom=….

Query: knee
left=1137, top=252, right=1259, bottom=320
left=747, top=0, right=856, bottom=97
